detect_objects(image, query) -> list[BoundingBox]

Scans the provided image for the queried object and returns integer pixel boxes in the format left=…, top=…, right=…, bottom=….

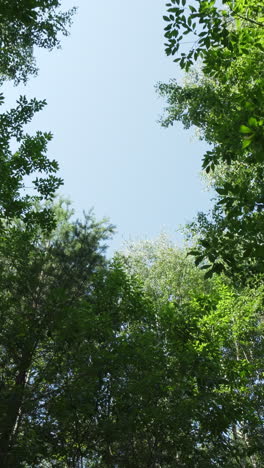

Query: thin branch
left=236, top=14, right=264, bottom=27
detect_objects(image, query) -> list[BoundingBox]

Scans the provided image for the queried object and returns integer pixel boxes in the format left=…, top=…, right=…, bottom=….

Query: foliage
left=0, top=0, right=76, bottom=229
left=163, top=0, right=264, bottom=75
left=90, top=241, right=264, bottom=467
left=1, top=0, right=264, bottom=466
left=1, top=212, right=264, bottom=466
left=160, top=0, right=264, bottom=279
left=158, top=68, right=264, bottom=278
left=0, top=93, right=63, bottom=230
left=0, top=201, right=114, bottom=466
left=0, top=0, right=76, bottom=84
left=120, top=234, right=210, bottom=303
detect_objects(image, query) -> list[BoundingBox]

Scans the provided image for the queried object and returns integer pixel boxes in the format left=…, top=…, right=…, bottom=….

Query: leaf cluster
left=160, top=0, right=264, bottom=280
left=0, top=94, right=64, bottom=230
left=0, top=0, right=76, bottom=84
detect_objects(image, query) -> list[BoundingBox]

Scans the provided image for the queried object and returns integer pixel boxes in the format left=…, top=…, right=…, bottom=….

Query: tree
left=0, top=94, right=63, bottom=229
left=158, top=5, right=264, bottom=462
left=112, top=239, right=264, bottom=466
left=0, top=200, right=114, bottom=466
left=120, top=234, right=210, bottom=303
left=27, top=237, right=216, bottom=467
left=0, top=0, right=76, bottom=229
left=159, top=0, right=264, bottom=279
left=158, top=67, right=264, bottom=279
left=163, top=0, right=264, bottom=75
left=0, top=0, right=76, bottom=84
left=2, top=218, right=264, bottom=466
left=118, top=240, right=264, bottom=466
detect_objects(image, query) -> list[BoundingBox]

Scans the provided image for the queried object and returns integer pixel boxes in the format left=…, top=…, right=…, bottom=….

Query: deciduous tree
left=0, top=0, right=76, bottom=84
left=160, top=0, right=264, bottom=279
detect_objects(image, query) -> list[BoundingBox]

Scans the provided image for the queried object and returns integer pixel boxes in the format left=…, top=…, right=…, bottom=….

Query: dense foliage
left=2, top=229, right=264, bottom=467
left=0, top=202, right=114, bottom=466
left=160, top=0, right=264, bottom=280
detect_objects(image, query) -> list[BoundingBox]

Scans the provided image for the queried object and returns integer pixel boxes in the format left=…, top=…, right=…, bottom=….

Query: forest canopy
left=0, top=0, right=263, bottom=466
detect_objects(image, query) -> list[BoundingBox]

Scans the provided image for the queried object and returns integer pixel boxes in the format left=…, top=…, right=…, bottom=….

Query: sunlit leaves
left=163, top=0, right=264, bottom=75
left=160, top=0, right=264, bottom=278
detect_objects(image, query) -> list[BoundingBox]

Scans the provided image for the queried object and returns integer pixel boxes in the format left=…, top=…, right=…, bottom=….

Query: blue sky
left=4, top=0, right=212, bottom=253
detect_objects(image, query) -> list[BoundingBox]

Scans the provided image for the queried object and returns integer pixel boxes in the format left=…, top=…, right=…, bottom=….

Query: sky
left=3, top=0, right=213, bottom=254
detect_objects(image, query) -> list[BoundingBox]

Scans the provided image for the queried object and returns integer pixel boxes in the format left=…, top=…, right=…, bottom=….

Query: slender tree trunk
left=0, top=354, right=31, bottom=466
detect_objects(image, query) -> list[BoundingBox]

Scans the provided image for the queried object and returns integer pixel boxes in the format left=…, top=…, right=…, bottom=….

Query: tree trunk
left=0, top=355, right=31, bottom=466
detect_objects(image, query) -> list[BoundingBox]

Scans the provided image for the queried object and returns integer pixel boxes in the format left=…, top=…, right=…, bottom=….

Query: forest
left=0, top=0, right=264, bottom=466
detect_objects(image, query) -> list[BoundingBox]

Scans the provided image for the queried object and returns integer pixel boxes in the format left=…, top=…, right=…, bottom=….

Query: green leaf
left=240, top=125, right=252, bottom=134
left=242, top=139, right=252, bottom=149
left=187, top=250, right=201, bottom=256
left=215, top=187, right=227, bottom=195
left=248, top=117, right=258, bottom=127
